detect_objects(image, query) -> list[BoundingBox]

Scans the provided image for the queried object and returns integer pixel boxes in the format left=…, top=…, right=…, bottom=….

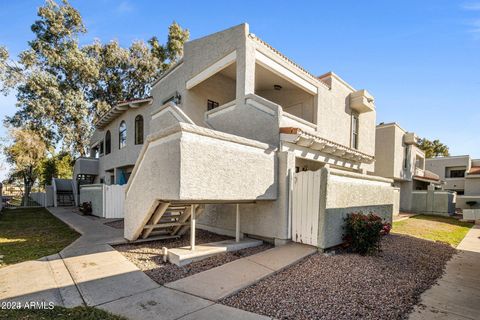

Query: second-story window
left=119, top=121, right=127, bottom=149
left=207, top=99, right=219, bottom=111
left=449, top=169, right=466, bottom=178
left=99, top=140, right=104, bottom=156
left=404, top=147, right=408, bottom=169
left=105, top=130, right=111, bottom=154
left=135, top=115, right=144, bottom=145
left=351, top=112, right=359, bottom=149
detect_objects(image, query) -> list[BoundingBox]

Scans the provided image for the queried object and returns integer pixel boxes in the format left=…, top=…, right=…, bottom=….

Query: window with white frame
left=351, top=112, right=359, bottom=149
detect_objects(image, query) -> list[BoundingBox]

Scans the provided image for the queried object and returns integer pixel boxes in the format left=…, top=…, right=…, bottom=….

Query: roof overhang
left=280, top=127, right=375, bottom=164
left=413, top=175, right=442, bottom=185
left=94, top=97, right=153, bottom=129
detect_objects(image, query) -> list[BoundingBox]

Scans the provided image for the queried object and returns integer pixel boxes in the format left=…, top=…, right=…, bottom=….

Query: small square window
left=207, top=99, right=219, bottom=111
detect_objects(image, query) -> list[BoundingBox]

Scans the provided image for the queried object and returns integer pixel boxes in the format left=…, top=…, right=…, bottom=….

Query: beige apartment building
left=72, top=24, right=397, bottom=251
left=373, top=122, right=441, bottom=211
left=426, top=155, right=480, bottom=196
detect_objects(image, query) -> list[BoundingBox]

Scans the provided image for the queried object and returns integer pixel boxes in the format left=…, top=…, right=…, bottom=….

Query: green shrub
left=343, top=213, right=391, bottom=254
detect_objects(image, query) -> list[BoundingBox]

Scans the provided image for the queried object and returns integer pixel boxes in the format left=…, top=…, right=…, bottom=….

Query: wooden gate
left=292, top=170, right=321, bottom=246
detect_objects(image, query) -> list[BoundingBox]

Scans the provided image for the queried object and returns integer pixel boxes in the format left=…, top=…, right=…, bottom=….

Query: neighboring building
left=426, top=155, right=480, bottom=196
left=74, top=24, right=397, bottom=250
left=373, top=122, right=441, bottom=211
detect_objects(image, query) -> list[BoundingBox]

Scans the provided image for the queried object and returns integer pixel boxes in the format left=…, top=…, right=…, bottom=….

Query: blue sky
left=0, top=0, right=479, bottom=179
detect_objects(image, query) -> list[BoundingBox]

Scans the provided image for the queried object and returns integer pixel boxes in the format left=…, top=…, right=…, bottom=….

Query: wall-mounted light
left=274, top=84, right=282, bottom=91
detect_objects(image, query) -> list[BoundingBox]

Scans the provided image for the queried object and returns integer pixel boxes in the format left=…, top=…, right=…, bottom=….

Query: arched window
left=119, top=121, right=127, bottom=149
left=105, top=130, right=111, bottom=154
left=135, top=115, right=144, bottom=145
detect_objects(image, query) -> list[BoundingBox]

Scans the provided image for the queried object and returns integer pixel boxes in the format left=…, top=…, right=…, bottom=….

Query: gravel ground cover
left=104, top=219, right=124, bottom=229
left=115, top=229, right=273, bottom=284
left=222, top=234, right=456, bottom=320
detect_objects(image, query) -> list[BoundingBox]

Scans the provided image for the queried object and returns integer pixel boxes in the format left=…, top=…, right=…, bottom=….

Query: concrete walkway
left=409, top=223, right=480, bottom=320
left=166, top=243, right=316, bottom=301
left=1, top=207, right=313, bottom=319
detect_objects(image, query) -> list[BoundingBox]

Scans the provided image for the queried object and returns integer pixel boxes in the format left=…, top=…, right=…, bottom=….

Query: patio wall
left=411, top=189, right=455, bottom=216
left=80, top=184, right=104, bottom=217
left=319, top=168, right=396, bottom=249
left=456, top=195, right=480, bottom=209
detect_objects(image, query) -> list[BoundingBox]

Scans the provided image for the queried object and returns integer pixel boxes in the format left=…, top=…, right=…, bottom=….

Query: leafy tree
left=3, top=128, right=48, bottom=204
left=418, top=138, right=450, bottom=158
left=39, top=152, right=73, bottom=187
left=0, top=0, right=189, bottom=156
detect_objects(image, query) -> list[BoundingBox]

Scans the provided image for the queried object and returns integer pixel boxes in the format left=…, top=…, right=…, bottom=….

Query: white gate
left=292, top=170, right=321, bottom=246
left=104, top=184, right=126, bottom=219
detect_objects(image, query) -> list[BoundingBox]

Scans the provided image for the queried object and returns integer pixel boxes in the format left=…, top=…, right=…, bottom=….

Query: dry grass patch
left=392, top=214, right=473, bottom=246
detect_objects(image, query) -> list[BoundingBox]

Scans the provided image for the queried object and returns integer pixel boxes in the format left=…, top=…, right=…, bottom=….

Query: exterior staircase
left=56, top=191, right=75, bottom=206
left=140, top=202, right=205, bottom=240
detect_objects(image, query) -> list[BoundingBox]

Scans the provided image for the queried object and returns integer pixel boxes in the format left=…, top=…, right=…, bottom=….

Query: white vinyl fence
left=104, top=184, right=126, bottom=219
left=30, top=192, right=47, bottom=207
left=292, top=170, right=321, bottom=246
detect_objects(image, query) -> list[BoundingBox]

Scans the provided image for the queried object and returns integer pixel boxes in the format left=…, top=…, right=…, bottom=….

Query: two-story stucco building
left=373, top=122, right=441, bottom=211
left=426, top=155, right=480, bottom=196
left=73, top=24, right=397, bottom=252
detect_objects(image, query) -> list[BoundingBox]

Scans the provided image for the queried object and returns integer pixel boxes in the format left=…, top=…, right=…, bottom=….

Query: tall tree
left=3, top=128, right=48, bottom=204
left=39, top=151, right=73, bottom=187
left=0, top=0, right=189, bottom=156
left=418, top=138, right=450, bottom=158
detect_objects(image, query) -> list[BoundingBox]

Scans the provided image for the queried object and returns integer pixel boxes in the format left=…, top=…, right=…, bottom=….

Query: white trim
left=186, top=51, right=237, bottom=89
left=255, top=50, right=318, bottom=95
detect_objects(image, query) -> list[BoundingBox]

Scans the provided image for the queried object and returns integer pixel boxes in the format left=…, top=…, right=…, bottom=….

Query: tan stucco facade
left=373, top=122, right=438, bottom=212
left=426, top=155, right=480, bottom=198
left=74, top=23, right=396, bottom=246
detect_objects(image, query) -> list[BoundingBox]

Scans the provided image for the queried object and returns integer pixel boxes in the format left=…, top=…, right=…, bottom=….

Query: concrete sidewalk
left=409, top=224, right=480, bottom=320
left=0, top=207, right=274, bottom=319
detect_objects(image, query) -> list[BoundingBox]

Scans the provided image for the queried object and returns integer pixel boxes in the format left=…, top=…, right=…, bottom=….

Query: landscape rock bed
left=222, top=234, right=456, bottom=320
left=115, top=229, right=273, bottom=284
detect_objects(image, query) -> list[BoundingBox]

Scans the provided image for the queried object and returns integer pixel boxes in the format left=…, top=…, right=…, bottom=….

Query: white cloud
left=462, top=2, right=480, bottom=10
left=116, top=1, right=134, bottom=14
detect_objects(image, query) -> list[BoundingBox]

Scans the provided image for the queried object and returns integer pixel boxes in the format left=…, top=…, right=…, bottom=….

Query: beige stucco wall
left=465, top=177, right=480, bottom=195
left=198, top=151, right=295, bottom=242
left=426, top=156, right=470, bottom=192
left=374, top=123, right=421, bottom=181
left=411, top=190, right=455, bottom=216
left=124, top=123, right=278, bottom=240
left=318, top=168, right=395, bottom=249
left=91, top=104, right=152, bottom=184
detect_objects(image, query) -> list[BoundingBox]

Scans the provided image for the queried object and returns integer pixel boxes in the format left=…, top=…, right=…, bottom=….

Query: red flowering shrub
left=343, top=212, right=390, bottom=254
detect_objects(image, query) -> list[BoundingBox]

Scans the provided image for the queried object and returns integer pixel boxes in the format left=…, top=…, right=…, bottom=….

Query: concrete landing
left=168, top=238, right=263, bottom=266
left=165, top=242, right=317, bottom=301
